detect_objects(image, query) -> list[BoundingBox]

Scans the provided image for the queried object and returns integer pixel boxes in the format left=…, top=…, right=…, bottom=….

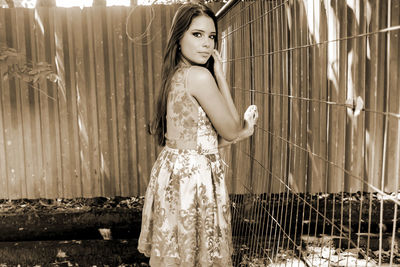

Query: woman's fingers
left=213, top=49, right=222, bottom=61
left=244, top=105, right=258, bottom=125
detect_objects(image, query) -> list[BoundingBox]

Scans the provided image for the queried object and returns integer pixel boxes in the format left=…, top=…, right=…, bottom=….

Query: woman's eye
left=210, top=35, right=216, bottom=40
left=193, top=32, right=202, bottom=38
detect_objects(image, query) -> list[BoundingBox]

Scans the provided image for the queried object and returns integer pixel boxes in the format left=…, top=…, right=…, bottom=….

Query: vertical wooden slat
left=132, top=5, right=150, bottom=193
left=126, top=6, right=139, bottom=196
left=365, top=0, right=386, bottom=190
left=0, top=8, right=9, bottom=199
left=251, top=0, right=264, bottom=195
left=45, top=7, right=62, bottom=198
left=229, top=4, right=239, bottom=194
left=231, top=2, right=241, bottom=194
left=72, top=7, right=91, bottom=197
left=106, top=7, right=121, bottom=197
left=35, top=8, right=50, bottom=198
left=151, top=5, right=164, bottom=159
left=114, top=7, right=130, bottom=197
left=97, top=7, right=112, bottom=197
left=15, top=8, right=29, bottom=198
left=66, top=7, right=82, bottom=197
left=308, top=0, right=325, bottom=193
left=243, top=1, right=252, bottom=193
left=54, top=7, right=70, bottom=198
left=328, top=0, right=347, bottom=193
left=112, top=7, right=127, bottom=196
left=291, top=0, right=304, bottom=193
left=344, top=0, right=364, bottom=192
left=299, top=0, right=309, bottom=195
left=384, top=0, right=399, bottom=191
left=319, top=1, right=328, bottom=194
left=3, top=8, right=25, bottom=199
left=144, top=6, right=157, bottom=177
left=83, top=8, right=101, bottom=197
left=26, top=8, right=43, bottom=198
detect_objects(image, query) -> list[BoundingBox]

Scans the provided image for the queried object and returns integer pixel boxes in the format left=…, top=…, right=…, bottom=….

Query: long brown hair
left=150, top=3, right=218, bottom=146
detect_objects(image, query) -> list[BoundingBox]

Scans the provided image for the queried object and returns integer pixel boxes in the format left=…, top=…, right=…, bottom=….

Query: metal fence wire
left=216, top=0, right=400, bottom=266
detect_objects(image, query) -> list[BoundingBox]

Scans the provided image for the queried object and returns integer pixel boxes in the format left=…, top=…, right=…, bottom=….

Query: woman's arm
left=218, top=136, right=232, bottom=148
left=187, top=66, right=251, bottom=141
left=212, top=50, right=240, bottom=124
left=218, top=105, right=258, bottom=148
left=187, top=66, right=252, bottom=142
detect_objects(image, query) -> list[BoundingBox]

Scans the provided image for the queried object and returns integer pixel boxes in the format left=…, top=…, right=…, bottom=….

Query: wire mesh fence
left=217, top=0, right=400, bottom=266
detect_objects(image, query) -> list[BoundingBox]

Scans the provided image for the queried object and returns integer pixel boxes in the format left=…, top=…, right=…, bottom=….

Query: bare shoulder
left=186, top=66, right=217, bottom=96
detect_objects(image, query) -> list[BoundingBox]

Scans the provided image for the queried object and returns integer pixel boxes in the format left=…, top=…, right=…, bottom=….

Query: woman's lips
left=198, top=52, right=210, bottom=57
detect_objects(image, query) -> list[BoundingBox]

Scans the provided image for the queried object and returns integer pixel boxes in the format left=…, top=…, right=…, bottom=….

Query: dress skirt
left=138, top=146, right=233, bottom=266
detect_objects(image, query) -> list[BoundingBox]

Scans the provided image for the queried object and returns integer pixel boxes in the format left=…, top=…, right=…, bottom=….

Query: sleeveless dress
left=138, top=65, right=233, bottom=267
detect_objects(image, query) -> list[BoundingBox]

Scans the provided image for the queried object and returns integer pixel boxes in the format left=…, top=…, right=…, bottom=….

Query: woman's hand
left=231, top=105, right=259, bottom=144
left=244, top=105, right=258, bottom=128
left=212, top=49, right=224, bottom=78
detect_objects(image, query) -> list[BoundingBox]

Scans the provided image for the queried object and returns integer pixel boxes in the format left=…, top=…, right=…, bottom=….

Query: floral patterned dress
left=138, top=65, right=233, bottom=266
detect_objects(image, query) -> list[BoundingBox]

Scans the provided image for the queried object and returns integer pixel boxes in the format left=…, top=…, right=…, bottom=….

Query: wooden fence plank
left=146, top=3, right=162, bottom=183
left=26, top=9, right=43, bottom=198
left=150, top=5, right=164, bottom=163
left=113, top=7, right=130, bottom=197
left=384, top=1, right=399, bottom=192
left=66, top=7, right=82, bottom=197
left=35, top=8, right=50, bottom=198
left=251, top=0, right=265, bottom=195
left=72, top=8, right=91, bottom=197
left=132, top=5, right=150, bottom=193
left=327, top=1, right=341, bottom=193
left=106, top=7, right=121, bottom=197
left=140, top=6, right=155, bottom=192
left=271, top=1, right=283, bottom=194
left=83, top=8, right=101, bottom=197
left=93, top=7, right=113, bottom=196
left=126, top=6, right=139, bottom=196
left=0, top=8, right=9, bottom=199
left=144, top=6, right=156, bottom=179
left=365, top=0, right=386, bottom=191
left=15, top=8, right=29, bottom=198
left=48, top=7, right=62, bottom=198
left=308, top=0, right=325, bottom=193
left=228, top=4, right=239, bottom=193
left=243, top=2, right=252, bottom=193
left=328, top=1, right=347, bottom=193
left=113, top=7, right=129, bottom=196
left=43, top=8, right=61, bottom=198
left=54, top=8, right=71, bottom=198
left=3, top=8, right=25, bottom=199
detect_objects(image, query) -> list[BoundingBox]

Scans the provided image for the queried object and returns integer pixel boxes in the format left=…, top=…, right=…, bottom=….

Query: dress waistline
left=164, top=145, right=219, bottom=155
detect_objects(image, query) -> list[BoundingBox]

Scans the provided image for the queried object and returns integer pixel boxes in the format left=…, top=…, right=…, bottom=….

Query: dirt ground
left=1, top=194, right=399, bottom=266
left=0, top=197, right=149, bottom=266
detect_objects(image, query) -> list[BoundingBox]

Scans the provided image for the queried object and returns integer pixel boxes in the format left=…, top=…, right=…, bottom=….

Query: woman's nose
left=203, top=38, right=212, bottom=48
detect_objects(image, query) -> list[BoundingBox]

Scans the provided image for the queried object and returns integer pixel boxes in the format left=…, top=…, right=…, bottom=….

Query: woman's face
left=179, top=15, right=216, bottom=65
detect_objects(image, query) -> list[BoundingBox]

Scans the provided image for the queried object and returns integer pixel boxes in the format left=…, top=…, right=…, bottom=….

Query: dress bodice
left=165, top=66, right=218, bottom=154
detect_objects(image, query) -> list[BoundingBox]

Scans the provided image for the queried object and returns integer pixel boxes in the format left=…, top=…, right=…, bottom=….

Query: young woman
left=138, top=3, right=258, bottom=266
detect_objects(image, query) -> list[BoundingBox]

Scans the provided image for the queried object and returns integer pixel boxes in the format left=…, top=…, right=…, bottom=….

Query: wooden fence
left=218, top=0, right=400, bottom=194
left=1, top=1, right=399, bottom=200
left=0, top=5, right=184, bottom=199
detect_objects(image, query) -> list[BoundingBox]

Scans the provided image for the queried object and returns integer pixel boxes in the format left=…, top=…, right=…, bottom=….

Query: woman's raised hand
left=212, top=49, right=224, bottom=78
left=244, top=105, right=258, bottom=127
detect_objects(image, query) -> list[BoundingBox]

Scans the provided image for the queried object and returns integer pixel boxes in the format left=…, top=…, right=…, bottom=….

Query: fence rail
left=218, top=0, right=400, bottom=265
